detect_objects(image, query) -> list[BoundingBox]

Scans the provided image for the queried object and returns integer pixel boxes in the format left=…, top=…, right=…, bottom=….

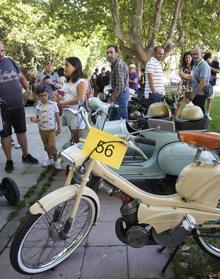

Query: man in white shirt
left=144, top=46, right=165, bottom=111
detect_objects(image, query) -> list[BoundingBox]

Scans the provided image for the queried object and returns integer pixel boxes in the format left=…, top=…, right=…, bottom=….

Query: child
left=175, top=91, right=196, bottom=119
left=31, top=84, right=61, bottom=169
left=58, top=57, right=87, bottom=143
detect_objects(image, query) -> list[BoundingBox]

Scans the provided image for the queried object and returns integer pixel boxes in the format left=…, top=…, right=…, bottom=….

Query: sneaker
left=43, top=158, right=54, bottom=168
left=5, top=160, right=14, bottom=173
left=206, top=113, right=212, bottom=120
left=54, top=159, right=62, bottom=170
left=22, top=154, right=39, bottom=164
left=15, top=144, right=21, bottom=149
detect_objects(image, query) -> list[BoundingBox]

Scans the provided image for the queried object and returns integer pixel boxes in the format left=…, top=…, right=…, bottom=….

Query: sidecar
left=102, top=118, right=215, bottom=181
left=81, top=97, right=214, bottom=184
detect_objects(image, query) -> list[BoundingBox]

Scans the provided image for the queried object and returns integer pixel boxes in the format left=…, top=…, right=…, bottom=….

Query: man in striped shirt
left=107, top=45, right=129, bottom=120
left=144, top=46, right=165, bottom=111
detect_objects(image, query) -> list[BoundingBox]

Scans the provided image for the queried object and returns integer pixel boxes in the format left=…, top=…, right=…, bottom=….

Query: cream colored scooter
left=10, top=131, right=220, bottom=275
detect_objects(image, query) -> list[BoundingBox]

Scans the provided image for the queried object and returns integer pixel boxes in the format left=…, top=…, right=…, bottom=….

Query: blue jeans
left=109, top=90, right=129, bottom=121
left=145, top=92, right=163, bottom=112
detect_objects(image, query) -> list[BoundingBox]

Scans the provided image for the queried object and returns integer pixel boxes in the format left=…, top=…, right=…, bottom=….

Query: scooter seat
left=178, top=131, right=220, bottom=150
left=175, top=115, right=208, bottom=131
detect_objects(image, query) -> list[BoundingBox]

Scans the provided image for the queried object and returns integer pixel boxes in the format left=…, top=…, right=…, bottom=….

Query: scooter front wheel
left=193, top=220, right=220, bottom=258
left=10, top=196, right=97, bottom=274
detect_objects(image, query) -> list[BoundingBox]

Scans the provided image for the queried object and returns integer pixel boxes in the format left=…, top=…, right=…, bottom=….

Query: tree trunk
left=111, top=0, right=184, bottom=64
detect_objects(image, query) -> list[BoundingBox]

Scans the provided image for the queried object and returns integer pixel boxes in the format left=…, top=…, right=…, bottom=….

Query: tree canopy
left=0, top=0, right=219, bottom=72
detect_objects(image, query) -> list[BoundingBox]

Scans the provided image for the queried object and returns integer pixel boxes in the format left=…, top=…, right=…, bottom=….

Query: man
left=144, top=46, right=165, bottom=111
left=107, top=45, right=129, bottom=120
left=191, top=46, right=211, bottom=113
left=203, top=52, right=220, bottom=120
left=34, top=60, right=61, bottom=100
left=0, top=41, right=38, bottom=173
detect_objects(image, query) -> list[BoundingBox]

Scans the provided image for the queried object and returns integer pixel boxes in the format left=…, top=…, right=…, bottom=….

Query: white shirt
left=63, top=78, right=87, bottom=110
left=36, top=100, right=59, bottom=130
left=62, top=78, right=87, bottom=129
left=144, top=57, right=165, bottom=98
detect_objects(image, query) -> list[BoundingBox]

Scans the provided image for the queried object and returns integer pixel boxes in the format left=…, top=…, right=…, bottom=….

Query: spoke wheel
left=193, top=219, right=220, bottom=258
left=10, top=196, right=96, bottom=274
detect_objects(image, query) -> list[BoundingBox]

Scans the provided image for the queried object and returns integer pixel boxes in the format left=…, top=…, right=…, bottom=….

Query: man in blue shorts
left=0, top=41, right=38, bottom=173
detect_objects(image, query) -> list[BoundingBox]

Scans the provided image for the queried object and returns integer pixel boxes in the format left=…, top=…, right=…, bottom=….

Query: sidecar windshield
left=178, top=131, right=220, bottom=150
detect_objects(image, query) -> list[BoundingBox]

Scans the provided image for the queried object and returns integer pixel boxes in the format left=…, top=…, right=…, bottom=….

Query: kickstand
left=158, top=243, right=184, bottom=274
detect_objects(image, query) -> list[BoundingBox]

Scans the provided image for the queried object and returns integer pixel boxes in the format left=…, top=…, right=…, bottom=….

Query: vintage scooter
left=10, top=131, right=220, bottom=275
left=70, top=104, right=215, bottom=184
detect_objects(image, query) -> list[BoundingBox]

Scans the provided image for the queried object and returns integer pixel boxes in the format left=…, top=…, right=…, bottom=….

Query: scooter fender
left=30, top=185, right=100, bottom=223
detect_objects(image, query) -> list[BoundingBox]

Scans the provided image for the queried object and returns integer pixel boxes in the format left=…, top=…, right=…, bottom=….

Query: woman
left=59, top=57, right=87, bottom=143
left=179, top=52, right=193, bottom=96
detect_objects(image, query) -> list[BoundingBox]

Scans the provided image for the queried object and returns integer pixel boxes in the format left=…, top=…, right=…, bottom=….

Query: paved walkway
left=0, top=106, right=174, bottom=279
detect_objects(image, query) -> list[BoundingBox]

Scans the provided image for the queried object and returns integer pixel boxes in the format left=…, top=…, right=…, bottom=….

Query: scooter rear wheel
left=1, top=177, right=20, bottom=205
left=193, top=220, right=220, bottom=258
left=10, top=196, right=97, bottom=274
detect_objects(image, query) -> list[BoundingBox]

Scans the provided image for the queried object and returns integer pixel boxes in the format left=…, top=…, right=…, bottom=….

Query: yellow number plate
left=82, top=127, right=127, bottom=169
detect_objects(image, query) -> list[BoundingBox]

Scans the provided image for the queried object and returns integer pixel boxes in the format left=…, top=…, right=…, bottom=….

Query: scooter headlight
left=61, top=143, right=87, bottom=168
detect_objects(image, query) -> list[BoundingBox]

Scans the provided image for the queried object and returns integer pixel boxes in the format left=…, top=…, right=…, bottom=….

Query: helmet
left=147, top=102, right=169, bottom=117
left=180, top=105, right=204, bottom=120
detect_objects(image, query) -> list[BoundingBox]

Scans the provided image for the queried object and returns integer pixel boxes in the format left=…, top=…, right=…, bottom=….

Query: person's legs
left=1, top=136, right=14, bottom=172
left=193, top=95, right=206, bottom=114
left=1, top=135, right=12, bottom=160
left=205, top=94, right=214, bottom=120
left=206, top=98, right=211, bottom=113
left=47, top=130, right=57, bottom=160
left=109, top=107, right=120, bottom=121
left=40, top=130, right=54, bottom=167
left=39, top=129, right=51, bottom=158
left=114, top=90, right=129, bottom=120
left=0, top=110, right=14, bottom=172
left=71, top=129, right=85, bottom=143
left=12, top=107, right=38, bottom=162
left=145, top=93, right=163, bottom=112
left=16, top=132, right=29, bottom=156
left=47, top=130, right=61, bottom=169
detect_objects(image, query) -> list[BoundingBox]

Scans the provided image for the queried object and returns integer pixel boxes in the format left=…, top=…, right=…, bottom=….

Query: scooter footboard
left=137, top=203, right=220, bottom=234
left=30, top=185, right=100, bottom=223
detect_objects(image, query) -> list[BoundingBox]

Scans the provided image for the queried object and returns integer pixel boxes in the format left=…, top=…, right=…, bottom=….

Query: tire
left=193, top=219, right=220, bottom=258
left=10, top=196, right=97, bottom=274
left=1, top=177, right=20, bottom=205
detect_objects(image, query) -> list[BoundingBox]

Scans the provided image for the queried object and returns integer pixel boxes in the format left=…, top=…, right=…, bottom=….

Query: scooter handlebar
left=134, top=136, right=156, bottom=146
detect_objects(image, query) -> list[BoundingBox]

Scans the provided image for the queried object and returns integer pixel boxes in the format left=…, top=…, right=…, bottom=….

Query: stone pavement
left=0, top=106, right=174, bottom=279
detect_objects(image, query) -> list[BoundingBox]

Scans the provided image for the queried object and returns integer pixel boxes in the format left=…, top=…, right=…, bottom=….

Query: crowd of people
left=0, top=40, right=219, bottom=173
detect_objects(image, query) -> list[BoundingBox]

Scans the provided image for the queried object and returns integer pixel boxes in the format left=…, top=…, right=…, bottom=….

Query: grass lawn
left=208, top=95, right=220, bottom=133
left=172, top=95, right=220, bottom=278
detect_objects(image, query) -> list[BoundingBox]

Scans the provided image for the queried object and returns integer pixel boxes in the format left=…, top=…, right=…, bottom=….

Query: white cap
left=129, top=64, right=136, bottom=68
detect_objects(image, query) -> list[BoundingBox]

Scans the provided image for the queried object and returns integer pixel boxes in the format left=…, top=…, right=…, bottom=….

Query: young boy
left=31, top=84, right=61, bottom=169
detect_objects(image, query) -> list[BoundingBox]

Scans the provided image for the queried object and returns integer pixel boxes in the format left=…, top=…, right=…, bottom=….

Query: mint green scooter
left=64, top=105, right=215, bottom=189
